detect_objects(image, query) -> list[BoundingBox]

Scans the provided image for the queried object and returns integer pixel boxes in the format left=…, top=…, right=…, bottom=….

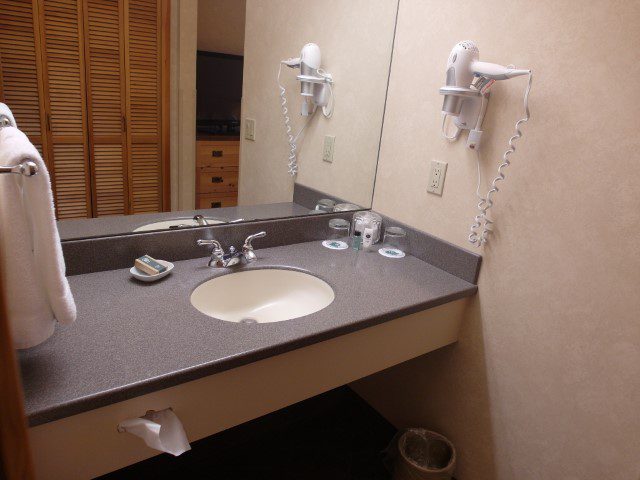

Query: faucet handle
left=242, top=231, right=266, bottom=262
left=197, top=239, right=224, bottom=267
left=197, top=238, right=220, bottom=246
left=197, top=238, right=223, bottom=253
left=243, top=231, right=266, bottom=249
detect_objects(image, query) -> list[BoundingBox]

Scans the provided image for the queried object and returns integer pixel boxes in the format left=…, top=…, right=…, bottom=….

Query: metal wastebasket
left=393, top=429, right=456, bottom=480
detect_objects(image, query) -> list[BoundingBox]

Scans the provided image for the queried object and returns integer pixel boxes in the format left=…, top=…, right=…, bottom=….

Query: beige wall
left=197, top=0, right=245, bottom=55
left=170, top=0, right=198, bottom=210
left=353, top=0, right=640, bottom=479
left=239, top=0, right=397, bottom=207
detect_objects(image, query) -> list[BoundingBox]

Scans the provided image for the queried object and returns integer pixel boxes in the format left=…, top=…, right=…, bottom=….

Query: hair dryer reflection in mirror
left=277, top=43, right=334, bottom=176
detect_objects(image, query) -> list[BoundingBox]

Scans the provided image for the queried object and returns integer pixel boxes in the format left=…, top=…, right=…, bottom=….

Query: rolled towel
left=0, top=102, right=17, bottom=128
left=0, top=126, right=76, bottom=349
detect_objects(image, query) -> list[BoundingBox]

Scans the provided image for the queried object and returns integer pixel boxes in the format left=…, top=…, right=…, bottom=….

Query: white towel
left=0, top=126, right=76, bottom=349
left=0, top=103, right=17, bottom=128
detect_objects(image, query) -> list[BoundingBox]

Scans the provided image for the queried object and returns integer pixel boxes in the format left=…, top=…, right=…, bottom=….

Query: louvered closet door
left=125, top=0, right=164, bottom=214
left=0, top=0, right=167, bottom=218
left=38, top=0, right=92, bottom=219
left=83, top=0, right=128, bottom=216
left=0, top=0, right=48, bottom=158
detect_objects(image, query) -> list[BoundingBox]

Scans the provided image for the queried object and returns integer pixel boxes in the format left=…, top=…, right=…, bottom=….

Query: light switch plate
left=322, top=135, right=335, bottom=163
left=244, top=118, right=256, bottom=141
left=427, top=160, right=447, bottom=195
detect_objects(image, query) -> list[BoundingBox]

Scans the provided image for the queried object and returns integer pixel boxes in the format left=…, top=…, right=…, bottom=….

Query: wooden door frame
left=0, top=52, right=4, bottom=99
left=161, top=0, right=171, bottom=212
left=0, top=53, right=35, bottom=480
left=31, top=0, right=51, bottom=181
left=0, top=263, right=35, bottom=480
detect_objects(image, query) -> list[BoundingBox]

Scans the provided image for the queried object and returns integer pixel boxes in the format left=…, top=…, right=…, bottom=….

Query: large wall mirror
left=0, top=0, right=398, bottom=240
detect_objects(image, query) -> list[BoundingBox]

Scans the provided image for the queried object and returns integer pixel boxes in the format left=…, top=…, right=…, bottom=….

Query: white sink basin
left=133, top=217, right=226, bottom=232
left=190, top=269, right=335, bottom=323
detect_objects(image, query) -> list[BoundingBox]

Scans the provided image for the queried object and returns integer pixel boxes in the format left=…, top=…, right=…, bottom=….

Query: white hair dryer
left=438, top=41, right=533, bottom=248
left=439, top=40, right=530, bottom=149
left=281, top=43, right=333, bottom=116
left=277, top=43, right=334, bottom=176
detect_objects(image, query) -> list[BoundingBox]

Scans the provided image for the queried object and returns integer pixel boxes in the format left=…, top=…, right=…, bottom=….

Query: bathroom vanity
left=19, top=214, right=480, bottom=479
left=1, top=2, right=481, bottom=477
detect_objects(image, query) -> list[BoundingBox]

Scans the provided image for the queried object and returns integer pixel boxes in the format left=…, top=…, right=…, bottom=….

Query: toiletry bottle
left=362, top=227, right=375, bottom=251
left=352, top=231, right=362, bottom=251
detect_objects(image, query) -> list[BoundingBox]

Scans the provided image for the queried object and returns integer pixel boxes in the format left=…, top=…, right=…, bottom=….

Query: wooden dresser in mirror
left=195, top=135, right=239, bottom=210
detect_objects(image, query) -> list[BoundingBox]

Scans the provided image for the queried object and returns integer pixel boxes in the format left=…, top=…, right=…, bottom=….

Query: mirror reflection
left=0, top=0, right=398, bottom=239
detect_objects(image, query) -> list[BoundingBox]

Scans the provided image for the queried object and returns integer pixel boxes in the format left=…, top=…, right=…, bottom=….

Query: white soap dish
left=130, top=260, right=174, bottom=282
left=322, top=240, right=349, bottom=250
left=378, top=247, right=406, bottom=259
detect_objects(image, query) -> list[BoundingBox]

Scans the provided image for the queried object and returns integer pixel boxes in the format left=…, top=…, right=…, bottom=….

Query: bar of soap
left=134, top=255, right=167, bottom=276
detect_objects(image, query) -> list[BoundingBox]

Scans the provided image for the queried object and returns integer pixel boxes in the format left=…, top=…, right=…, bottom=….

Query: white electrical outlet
left=244, top=118, right=256, bottom=141
left=427, top=160, right=447, bottom=195
left=322, top=135, right=335, bottom=163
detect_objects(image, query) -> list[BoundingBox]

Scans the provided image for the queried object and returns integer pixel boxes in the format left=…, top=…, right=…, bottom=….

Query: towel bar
left=0, top=161, right=38, bottom=177
left=0, top=114, right=12, bottom=128
left=0, top=113, right=39, bottom=176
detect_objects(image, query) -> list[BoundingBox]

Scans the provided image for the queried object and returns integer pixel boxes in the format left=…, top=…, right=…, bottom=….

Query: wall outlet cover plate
left=244, top=118, right=256, bottom=141
left=427, top=160, right=447, bottom=195
left=322, top=135, right=335, bottom=163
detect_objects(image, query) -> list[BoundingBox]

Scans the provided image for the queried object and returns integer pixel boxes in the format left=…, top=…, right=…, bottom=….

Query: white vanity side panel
left=29, top=299, right=468, bottom=480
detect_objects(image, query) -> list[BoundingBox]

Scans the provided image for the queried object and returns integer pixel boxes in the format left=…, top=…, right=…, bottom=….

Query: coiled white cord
left=469, top=149, right=487, bottom=242
left=277, top=63, right=333, bottom=176
left=317, top=68, right=334, bottom=118
left=469, top=72, right=532, bottom=247
left=441, top=114, right=461, bottom=141
left=324, top=83, right=334, bottom=118
left=277, top=63, right=321, bottom=176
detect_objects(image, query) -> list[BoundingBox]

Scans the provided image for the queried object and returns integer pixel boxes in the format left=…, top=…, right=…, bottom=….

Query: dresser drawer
left=197, top=167, right=238, bottom=194
left=196, top=193, right=238, bottom=209
left=196, top=142, right=239, bottom=168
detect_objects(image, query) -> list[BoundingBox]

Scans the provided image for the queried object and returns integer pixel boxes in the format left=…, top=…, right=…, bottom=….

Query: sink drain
left=239, top=318, right=258, bottom=324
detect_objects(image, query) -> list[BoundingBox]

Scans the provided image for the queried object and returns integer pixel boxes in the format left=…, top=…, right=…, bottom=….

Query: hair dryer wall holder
left=440, top=87, right=489, bottom=149
left=296, top=74, right=332, bottom=85
left=296, top=73, right=333, bottom=111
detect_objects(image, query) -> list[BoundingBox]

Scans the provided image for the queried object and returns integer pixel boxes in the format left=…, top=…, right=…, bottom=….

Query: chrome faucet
left=197, top=231, right=266, bottom=268
left=193, top=214, right=208, bottom=226
left=242, top=232, right=267, bottom=262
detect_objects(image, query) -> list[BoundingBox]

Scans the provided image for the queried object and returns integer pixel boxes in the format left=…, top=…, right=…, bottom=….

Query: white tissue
left=117, top=408, right=191, bottom=456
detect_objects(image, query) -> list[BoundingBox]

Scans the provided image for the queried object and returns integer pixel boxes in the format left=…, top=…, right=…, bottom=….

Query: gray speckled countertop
left=19, top=241, right=476, bottom=426
left=56, top=202, right=313, bottom=240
